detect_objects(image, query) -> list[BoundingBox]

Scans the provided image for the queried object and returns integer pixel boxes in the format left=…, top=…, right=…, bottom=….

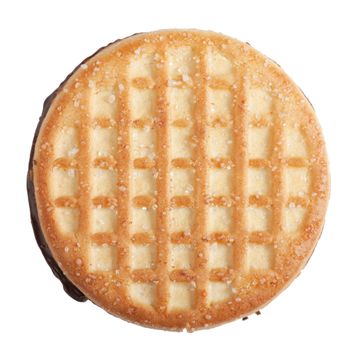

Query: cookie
left=28, top=29, right=329, bottom=331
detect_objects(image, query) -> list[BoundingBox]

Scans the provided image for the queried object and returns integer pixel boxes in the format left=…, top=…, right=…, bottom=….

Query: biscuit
left=28, top=29, right=329, bottom=331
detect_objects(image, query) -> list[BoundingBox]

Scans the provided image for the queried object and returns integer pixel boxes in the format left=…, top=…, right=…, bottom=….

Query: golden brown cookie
left=28, top=29, right=329, bottom=331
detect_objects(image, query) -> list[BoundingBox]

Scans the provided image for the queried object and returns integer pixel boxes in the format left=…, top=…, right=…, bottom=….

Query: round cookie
left=28, top=29, right=329, bottom=331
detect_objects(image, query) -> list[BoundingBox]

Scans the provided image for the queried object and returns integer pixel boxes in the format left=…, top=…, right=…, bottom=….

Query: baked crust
left=30, top=29, right=329, bottom=331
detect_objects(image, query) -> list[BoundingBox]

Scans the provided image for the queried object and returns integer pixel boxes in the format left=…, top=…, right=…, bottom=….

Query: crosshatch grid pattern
left=33, top=30, right=329, bottom=331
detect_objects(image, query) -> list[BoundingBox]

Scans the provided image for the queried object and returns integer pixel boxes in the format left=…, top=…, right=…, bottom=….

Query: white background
left=1, top=0, right=360, bottom=348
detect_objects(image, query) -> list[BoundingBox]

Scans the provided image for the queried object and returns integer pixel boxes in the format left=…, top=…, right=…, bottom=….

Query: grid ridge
left=231, top=65, right=247, bottom=288
left=77, top=91, right=91, bottom=267
left=193, top=47, right=208, bottom=309
left=270, top=99, right=285, bottom=269
left=116, top=60, right=131, bottom=301
left=154, top=45, right=170, bottom=311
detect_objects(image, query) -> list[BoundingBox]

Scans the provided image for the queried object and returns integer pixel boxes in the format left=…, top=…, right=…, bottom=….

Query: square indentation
left=208, top=89, right=232, bottom=119
left=207, top=282, right=232, bottom=303
left=207, top=207, right=232, bottom=232
left=208, top=168, right=232, bottom=196
left=170, top=127, right=194, bottom=158
left=90, top=89, right=117, bottom=118
left=247, top=168, right=270, bottom=195
left=246, top=207, right=270, bottom=232
left=168, top=88, right=194, bottom=120
left=130, top=208, right=156, bottom=233
left=129, top=88, right=155, bottom=120
left=130, top=244, right=156, bottom=269
left=248, top=127, right=270, bottom=159
left=54, top=127, right=78, bottom=158
left=207, top=50, right=233, bottom=82
left=51, top=168, right=78, bottom=198
left=91, top=169, right=117, bottom=196
left=208, top=243, right=233, bottom=268
left=131, top=169, right=156, bottom=196
left=130, top=128, right=156, bottom=159
left=170, top=169, right=194, bottom=196
left=246, top=88, right=272, bottom=117
left=170, top=244, right=193, bottom=269
left=88, top=244, right=116, bottom=272
left=54, top=208, right=79, bottom=236
left=284, top=128, right=308, bottom=157
left=169, top=208, right=194, bottom=232
left=246, top=243, right=274, bottom=270
left=129, top=283, right=156, bottom=307
left=128, top=52, right=155, bottom=78
left=207, top=127, right=233, bottom=158
left=169, top=282, right=194, bottom=310
left=91, top=208, right=116, bottom=233
left=284, top=207, right=306, bottom=233
left=167, top=46, right=194, bottom=78
left=285, top=168, right=310, bottom=196
left=91, top=128, right=117, bottom=157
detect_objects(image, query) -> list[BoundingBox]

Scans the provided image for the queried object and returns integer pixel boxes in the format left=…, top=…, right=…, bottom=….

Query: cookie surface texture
left=31, top=30, right=329, bottom=331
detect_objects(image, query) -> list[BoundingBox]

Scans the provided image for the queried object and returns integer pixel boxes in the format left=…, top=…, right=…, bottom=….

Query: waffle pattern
left=33, top=30, right=329, bottom=330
